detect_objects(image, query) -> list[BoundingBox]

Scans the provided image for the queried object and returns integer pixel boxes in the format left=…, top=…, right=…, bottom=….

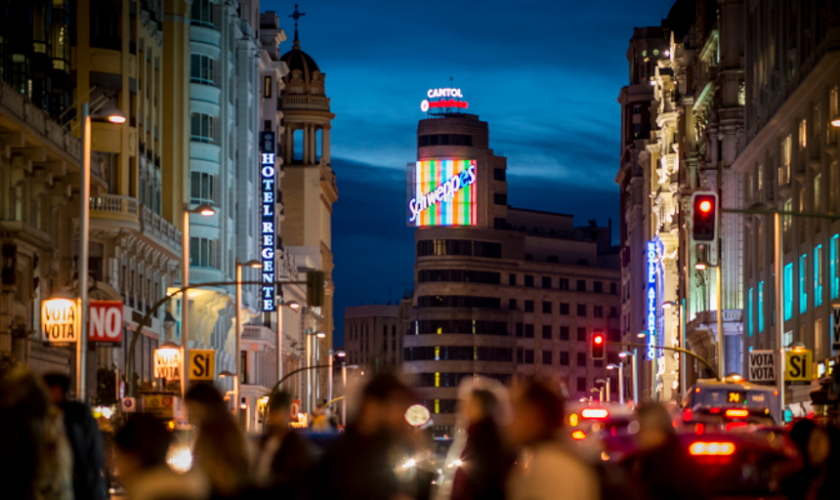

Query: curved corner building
left=404, top=113, right=621, bottom=438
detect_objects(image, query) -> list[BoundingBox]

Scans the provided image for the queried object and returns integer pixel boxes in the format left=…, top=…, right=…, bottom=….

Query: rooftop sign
left=420, top=88, right=469, bottom=113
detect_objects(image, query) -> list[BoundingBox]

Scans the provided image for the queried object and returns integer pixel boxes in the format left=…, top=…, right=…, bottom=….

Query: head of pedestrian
left=355, top=374, right=416, bottom=439
left=635, top=403, right=676, bottom=451
left=507, top=381, right=565, bottom=446
left=464, top=389, right=499, bottom=426
left=266, top=391, right=293, bottom=432
left=114, top=414, right=172, bottom=484
left=42, top=372, right=71, bottom=405
left=185, top=383, right=229, bottom=427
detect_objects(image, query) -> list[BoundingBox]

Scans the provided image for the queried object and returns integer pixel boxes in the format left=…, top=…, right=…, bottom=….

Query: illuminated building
left=344, top=305, right=402, bottom=371
left=403, top=112, right=620, bottom=437
left=279, top=15, right=338, bottom=403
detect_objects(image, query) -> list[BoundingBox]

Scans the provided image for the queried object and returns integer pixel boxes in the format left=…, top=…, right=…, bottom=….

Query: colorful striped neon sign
left=409, top=159, right=477, bottom=227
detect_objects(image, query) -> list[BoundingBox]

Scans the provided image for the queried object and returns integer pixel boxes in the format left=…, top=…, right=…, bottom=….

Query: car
left=681, top=406, right=778, bottom=432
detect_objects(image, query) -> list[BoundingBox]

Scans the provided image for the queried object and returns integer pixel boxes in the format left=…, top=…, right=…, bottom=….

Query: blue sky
left=263, top=0, right=677, bottom=346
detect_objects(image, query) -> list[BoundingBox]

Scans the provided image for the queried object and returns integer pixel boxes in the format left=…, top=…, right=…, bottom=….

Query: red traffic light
left=691, top=192, right=718, bottom=242
left=590, top=331, right=606, bottom=360
left=594, top=335, right=604, bottom=345
left=699, top=200, right=712, bottom=213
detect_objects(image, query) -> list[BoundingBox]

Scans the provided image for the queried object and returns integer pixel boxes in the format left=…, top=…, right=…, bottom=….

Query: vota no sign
left=259, top=132, right=276, bottom=312
left=409, top=159, right=477, bottom=227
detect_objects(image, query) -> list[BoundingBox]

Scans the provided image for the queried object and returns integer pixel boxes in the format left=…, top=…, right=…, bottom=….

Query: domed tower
left=279, top=6, right=338, bottom=385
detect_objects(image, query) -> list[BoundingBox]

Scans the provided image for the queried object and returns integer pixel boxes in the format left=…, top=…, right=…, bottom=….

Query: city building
left=403, top=111, right=621, bottom=437
left=733, top=0, right=840, bottom=414
left=616, top=0, right=746, bottom=401
left=344, top=304, right=402, bottom=371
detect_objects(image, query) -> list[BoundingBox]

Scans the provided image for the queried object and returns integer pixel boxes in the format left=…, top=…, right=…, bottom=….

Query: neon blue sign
left=645, top=240, right=662, bottom=361
left=259, top=131, right=276, bottom=312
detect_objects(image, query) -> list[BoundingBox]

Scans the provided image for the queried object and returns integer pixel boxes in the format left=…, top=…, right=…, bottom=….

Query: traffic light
left=306, top=271, right=324, bottom=307
left=691, top=192, right=718, bottom=242
left=590, top=331, right=606, bottom=360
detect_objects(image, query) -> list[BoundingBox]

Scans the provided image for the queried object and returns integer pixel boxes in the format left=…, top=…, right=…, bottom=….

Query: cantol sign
left=420, top=88, right=469, bottom=112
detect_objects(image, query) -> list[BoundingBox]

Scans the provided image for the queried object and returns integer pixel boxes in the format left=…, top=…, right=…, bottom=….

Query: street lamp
left=219, top=370, right=235, bottom=378
left=274, top=298, right=303, bottom=397
left=595, top=378, right=609, bottom=402
left=180, top=203, right=216, bottom=398
left=661, top=300, right=677, bottom=310
left=607, top=363, right=624, bottom=404
left=234, top=258, right=262, bottom=420
left=694, top=257, right=724, bottom=380
left=618, top=351, right=638, bottom=405
left=305, top=331, right=327, bottom=414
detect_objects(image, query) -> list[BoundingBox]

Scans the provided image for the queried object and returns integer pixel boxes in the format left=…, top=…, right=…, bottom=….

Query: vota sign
left=420, top=88, right=469, bottom=112
left=409, top=159, right=477, bottom=227
left=259, top=131, right=276, bottom=312
left=645, top=239, right=663, bottom=360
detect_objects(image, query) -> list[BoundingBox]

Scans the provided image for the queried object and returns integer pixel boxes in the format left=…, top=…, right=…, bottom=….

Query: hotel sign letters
left=259, top=131, right=277, bottom=312
left=645, top=240, right=661, bottom=361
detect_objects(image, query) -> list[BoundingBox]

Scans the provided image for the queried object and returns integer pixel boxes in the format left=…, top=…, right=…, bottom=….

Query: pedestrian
left=505, top=381, right=599, bottom=500
left=43, top=372, right=107, bottom=500
left=450, top=388, right=513, bottom=500
left=0, top=367, right=74, bottom=500
left=114, top=414, right=208, bottom=500
left=253, top=391, right=316, bottom=495
left=623, top=403, right=708, bottom=500
left=185, top=384, right=251, bottom=499
left=307, top=374, right=416, bottom=500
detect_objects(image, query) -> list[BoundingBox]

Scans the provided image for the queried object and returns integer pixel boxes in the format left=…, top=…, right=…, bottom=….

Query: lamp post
left=180, top=203, right=216, bottom=398
left=336, top=350, right=346, bottom=424
left=77, top=102, right=125, bottom=400
left=607, top=363, right=623, bottom=404
left=619, top=350, right=637, bottom=405
left=696, top=258, right=724, bottom=379
left=306, top=330, right=326, bottom=414
left=662, top=300, right=686, bottom=398
left=275, top=300, right=300, bottom=387
left=234, top=258, right=262, bottom=421
left=595, top=378, right=609, bottom=402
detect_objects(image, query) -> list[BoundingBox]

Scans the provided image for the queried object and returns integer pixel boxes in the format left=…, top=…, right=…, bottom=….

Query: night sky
left=263, top=0, right=677, bottom=347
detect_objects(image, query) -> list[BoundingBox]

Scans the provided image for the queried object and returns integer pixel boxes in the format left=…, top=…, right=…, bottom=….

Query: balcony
left=281, top=94, right=330, bottom=112
left=90, top=194, right=182, bottom=259
left=242, top=325, right=277, bottom=349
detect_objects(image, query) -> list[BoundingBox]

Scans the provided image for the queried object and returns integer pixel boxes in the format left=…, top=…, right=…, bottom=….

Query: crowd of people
left=2, top=365, right=839, bottom=500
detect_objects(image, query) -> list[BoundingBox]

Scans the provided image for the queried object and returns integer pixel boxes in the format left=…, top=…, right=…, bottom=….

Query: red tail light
left=689, top=442, right=736, bottom=456
left=572, top=430, right=587, bottom=440
left=581, top=408, right=609, bottom=419
left=709, top=407, right=721, bottom=414
left=725, top=409, right=749, bottom=418
left=683, top=409, right=693, bottom=421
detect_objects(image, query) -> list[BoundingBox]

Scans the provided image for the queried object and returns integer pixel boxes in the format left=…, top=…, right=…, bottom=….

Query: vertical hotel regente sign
left=259, top=132, right=276, bottom=312
left=408, top=159, right=477, bottom=226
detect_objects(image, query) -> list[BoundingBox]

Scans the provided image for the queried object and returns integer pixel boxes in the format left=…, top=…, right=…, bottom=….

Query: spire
left=289, top=4, right=305, bottom=49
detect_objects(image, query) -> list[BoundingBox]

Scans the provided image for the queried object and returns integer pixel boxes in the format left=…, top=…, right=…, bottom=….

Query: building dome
left=281, top=42, right=320, bottom=83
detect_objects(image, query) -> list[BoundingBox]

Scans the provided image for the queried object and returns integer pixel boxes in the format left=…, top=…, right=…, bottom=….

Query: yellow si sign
left=785, top=350, right=813, bottom=382
left=189, top=349, right=215, bottom=380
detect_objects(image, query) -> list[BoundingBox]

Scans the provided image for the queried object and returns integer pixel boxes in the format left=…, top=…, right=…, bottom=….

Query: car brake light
left=683, top=409, right=693, bottom=421
left=725, top=409, right=749, bottom=418
left=581, top=408, right=609, bottom=419
left=689, top=442, right=736, bottom=456
left=572, top=430, right=586, bottom=440
left=709, top=407, right=720, bottom=414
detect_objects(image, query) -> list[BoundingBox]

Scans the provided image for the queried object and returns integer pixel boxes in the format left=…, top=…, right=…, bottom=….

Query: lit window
left=748, top=288, right=754, bottom=337
left=815, top=245, right=823, bottom=307
left=784, top=263, right=793, bottom=321
left=758, top=281, right=765, bottom=332
left=831, top=234, right=839, bottom=300
left=799, top=119, right=807, bottom=150
left=800, top=254, right=808, bottom=314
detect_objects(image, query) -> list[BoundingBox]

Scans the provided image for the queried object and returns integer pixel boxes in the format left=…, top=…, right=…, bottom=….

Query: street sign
left=785, top=350, right=813, bottom=382
left=41, top=296, right=78, bottom=343
left=832, top=304, right=840, bottom=350
left=290, top=399, right=301, bottom=420
left=143, top=394, right=183, bottom=420
left=121, top=397, right=137, bottom=413
left=189, top=349, right=215, bottom=380
left=153, top=347, right=181, bottom=380
left=748, top=350, right=777, bottom=382
left=89, top=301, right=123, bottom=342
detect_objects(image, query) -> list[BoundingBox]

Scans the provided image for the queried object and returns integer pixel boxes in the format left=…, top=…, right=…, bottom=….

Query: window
left=542, top=277, right=551, bottom=289
left=757, top=163, right=763, bottom=192
left=264, top=76, right=272, bottom=98
left=577, top=327, right=586, bottom=341
left=418, top=270, right=501, bottom=284
left=542, top=302, right=552, bottom=314
left=542, top=325, right=552, bottom=339
left=516, top=323, right=523, bottom=337
left=748, top=288, right=754, bottom=337
left=577, top=304, right=586, bottom=316
left=799, top=119, right=807, bottom=150
left=525, top=350, right=534, bottom=364
left=190, top=172, right=217, bottom=205
left=189, top=237, right=218, bottom=268
left=416, top=240, right=502, bottom=258
left=815, top=174, right=822, bottom=211
left=560, top=351, right=569, bottom=365
left=509, top=274, right=516, bottom=286
left=525, top=275, right=534, bottom=287
left=815, top=319, right=824, bottom=355
left=815, top=245, right=824, bottom=307
left=191, top=0, right=215, bottom=28
left=542, top=351, right=552, bottom=365
left=759, top=281, right=765, bottom=332
left=190, top=113, right=216, bottom=143
left=800, top=254, right=808, bottom=314
left=525, top=300, right=534, bottom=312
left=577, top=352, right=586, bottom=366
left=560, top=303, right=570, bottom=315
left=494, top=168, right=506, bottom=181
left=190, top=54, right=215, bottom=85
left=418, top=134, right=472, bottom=147
left=559, top=278, right=569, bottom=290
left=560, top=326, right=569, bottom=340
left=493, top=193, right=507, bottom=205
left=832, top=234, right=839, bottom=300
left=594, top=282, right=603, bottom=293
left=418, top=296, right=501, bottom=309
left=516, top=348, right=523, bottom=363
left=577, top=280, right=586, bottom=291
left=524, top=324, right=534, bottom=338
left=779, top=135, right=791, bottom=185
left=609, top=307, right=618, bottom=318
left=577, top=377, right=586, bottom=392
left=509, top=299, right=517, bottom=310
left=610, top=283, right=617, bottom=294
left=784, top=263, right=793, bottom=321
left=594, top=306, right=603, bottom=318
